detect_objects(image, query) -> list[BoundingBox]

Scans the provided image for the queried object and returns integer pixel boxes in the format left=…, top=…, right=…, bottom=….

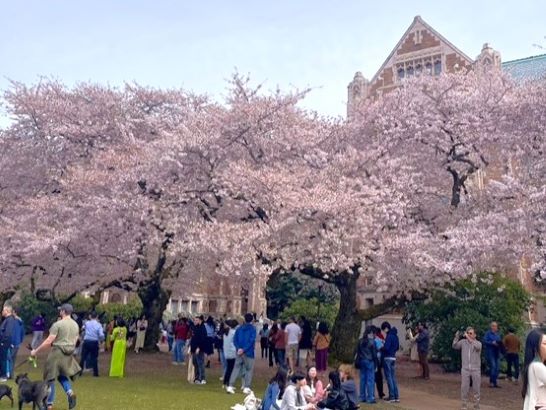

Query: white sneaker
left=242, top=387, right=252, bottom=395
left=200, top=380, right=207, bottom=385
left=226, top=386, right=235, bottom=394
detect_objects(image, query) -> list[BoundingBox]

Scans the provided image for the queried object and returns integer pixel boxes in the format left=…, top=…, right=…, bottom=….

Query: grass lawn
left=1, top=349, right=406, bottom=410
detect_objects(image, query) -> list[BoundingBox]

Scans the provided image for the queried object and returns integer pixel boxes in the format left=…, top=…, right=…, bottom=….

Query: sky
left=1, top=0, right=545, bottom=122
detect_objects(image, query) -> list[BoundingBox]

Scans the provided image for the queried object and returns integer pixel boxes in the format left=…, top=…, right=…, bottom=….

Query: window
left=181, top=300, right=189, bottom=312
left=365, top=298, right=374, bottom=308
left=406, top=66, right=414, bottom=77
left=397, top=67, right=405, bottom=80
left=425, top=62, right=433, bottom=75
left=110, top=293, right=122, bottom=303
left=171, top=299, right=179, bottom=314
left=415, top=64, right=423, bottom=76
left=434, top=60, right=442, bottom=75
left=191, top=301, right=199, bottom=313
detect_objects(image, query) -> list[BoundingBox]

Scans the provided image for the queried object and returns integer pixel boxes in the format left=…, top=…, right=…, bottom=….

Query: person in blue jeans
left=356, top=325, right=378, bottom=404
left=483, top=321, right=502, bottom=388
left=381, top=321, right=400, bottom=403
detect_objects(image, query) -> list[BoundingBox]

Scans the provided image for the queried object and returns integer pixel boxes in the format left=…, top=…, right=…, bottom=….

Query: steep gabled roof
left=369, top=15, right=474, bottom=84
left=502, top=54, right=546, bottom=81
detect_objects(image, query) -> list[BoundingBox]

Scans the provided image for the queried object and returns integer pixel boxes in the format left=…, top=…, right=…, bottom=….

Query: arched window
left=434, top=60, right=442, bottom=75
left=397, top=67, right=405, bottom=80
left=406, top=66, right=414, bottom=77
left=110, top=293, right=122, bottom=303
left=415, top=64, right=423, bottom=76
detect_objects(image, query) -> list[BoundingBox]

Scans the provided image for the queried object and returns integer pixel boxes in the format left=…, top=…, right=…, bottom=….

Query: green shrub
left=404, top=272, right=531, bottom=372
left=279, top=297, right=338, bottom=330
left=96, top=297, right=143, bottom=322
left=69, top=294, right=97, bottom=313
left=15, top=292, right=58, bottom=333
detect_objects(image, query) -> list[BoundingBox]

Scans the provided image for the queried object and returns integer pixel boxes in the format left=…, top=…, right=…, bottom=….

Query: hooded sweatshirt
left=383, top=327, right=399, bottom=359
left=452, top=335, right=482, bottom=371
left=223, top=328, right=237, bottom=360
left=233, top=322, right=257, bottom=358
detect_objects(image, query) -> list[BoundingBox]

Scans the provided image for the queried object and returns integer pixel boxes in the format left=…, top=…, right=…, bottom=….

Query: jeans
left=275, top=349, right=286, bottom=369
left=167, top=335, right=174, bottom=352
left=219, top=349, right=227, bottom=374
left=47, top=375, right=72, bottom=406
left=505, top=352, right=520, bottom=380
left=192, top=351, right=205, bottom=381
left=173, top=340, right=186, bottom=363
left=7, top=346, right=20, bottom=379
left=359, top=359, right=376, bottom=403
left=229, top=355, right=255, bottom=389
left=31, top=331, right=44, bottom=349
left=486, top=350, right=500, bottom=386
left=383, top=358, right=399, bottom=400
left=80, top=340, right=99, bottom=376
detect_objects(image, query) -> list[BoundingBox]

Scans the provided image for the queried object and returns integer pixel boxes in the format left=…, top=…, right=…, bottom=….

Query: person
left=339, top=364, right=359, bottom=410
left=109, top=318, right=127, bottom=378
left=274, top=323, right=288, bottom=369
left=268, top=323, right=278, bottom=367
left=313, top=322, right=330, bottom=375
left=484, top=321, right=502, bottom=388
left=7, top=307, right=25, bottom=380
left=127, top=318, right=137, bottom=349
left=0, top=303, right=17, bottom=382
left=503, top=326, right=521, bottom=383
left=280, top=371, right=315, bottom=410
left=355, top=326, right=378, bottom=404
left=31, top=312, right=46, bottom=350
left=227, top=313, right=256, bottom=394
left=173, top=317, right=189, bottom=365
left=372, top=326, right=385, bottom=400
left=407, top=326, right=419, bottom=364
left=316, top=370, right=349, bottom=410
left=522, top=328, right=546, bottom=410
left=204, top=316, right=216, bottom=368
left=222, top=319, right=237, bottom=390
left=302, top=366, right=325, bottom=404
left=262, top=367, right=287, bottom=410
left=453, top=326, right=482, bottom=410
left=260, top=323, right=270, bottom=359
left=134, top=314, right=148, bottom=354
left=105, top=318, right=115, bottom=352
left=299, top=317, right=313, bottom=369
left=285, top=317, right=302, bottom=374
left=381, top=321, right=400, bottom=403
left=79, top=311, right=105, bottom=377
left=415, top=322, right=430, bottom=380
left=190, top=315, right=208, bottom=384
left=166, top=320, right=175, bottom=353
left=31, top=303, right=80, bottom=410
left=216, top=321, right=228, bottom=376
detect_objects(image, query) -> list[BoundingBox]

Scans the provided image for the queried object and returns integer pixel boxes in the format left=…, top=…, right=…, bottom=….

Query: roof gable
left=369, top=15, right=474, bottom=84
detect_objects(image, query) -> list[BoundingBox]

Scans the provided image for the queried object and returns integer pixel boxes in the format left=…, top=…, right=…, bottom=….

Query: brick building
left=349, top=15, right=546, bottom=324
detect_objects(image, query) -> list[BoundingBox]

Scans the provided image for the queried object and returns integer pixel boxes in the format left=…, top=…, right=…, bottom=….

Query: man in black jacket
left=0, top=303, right=17, bottom=382
left=190, top=315, right=208, bottom=384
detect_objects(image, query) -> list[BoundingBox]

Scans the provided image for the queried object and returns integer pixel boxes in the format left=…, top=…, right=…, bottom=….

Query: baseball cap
left=58, top=303, right=74, bottom=314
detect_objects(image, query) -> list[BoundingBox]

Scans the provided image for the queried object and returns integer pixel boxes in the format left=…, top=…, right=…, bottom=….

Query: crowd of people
left=5, top=300, right=546, bottom=410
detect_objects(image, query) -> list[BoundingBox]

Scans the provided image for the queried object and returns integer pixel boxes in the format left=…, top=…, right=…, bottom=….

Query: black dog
left=0, top=384, right=14, bottom=407
left=15, top=374, right=49, bottom=410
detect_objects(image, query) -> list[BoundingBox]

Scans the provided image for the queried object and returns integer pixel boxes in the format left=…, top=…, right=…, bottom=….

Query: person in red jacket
left=173, top=318, right=189, bottom=365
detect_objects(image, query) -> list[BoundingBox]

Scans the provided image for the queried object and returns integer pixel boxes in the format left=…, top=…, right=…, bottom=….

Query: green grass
left=2, top=352, right=406, bottom=410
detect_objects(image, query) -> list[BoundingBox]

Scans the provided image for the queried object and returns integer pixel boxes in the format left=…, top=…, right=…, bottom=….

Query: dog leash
left=13, top=356, right=38, bottom=371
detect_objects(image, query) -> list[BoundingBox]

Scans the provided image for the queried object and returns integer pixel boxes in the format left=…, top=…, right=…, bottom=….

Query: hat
left=58, top=303, right=74, bottom=314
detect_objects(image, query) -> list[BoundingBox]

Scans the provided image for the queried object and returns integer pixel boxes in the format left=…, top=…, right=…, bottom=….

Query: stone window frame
left=396, top=54, right=443, bottom=82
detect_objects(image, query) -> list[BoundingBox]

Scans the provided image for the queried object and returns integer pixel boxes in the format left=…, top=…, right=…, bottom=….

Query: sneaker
left=172, top=361, right=178, bottom=365
left=226, top=386, right=235, bottom=394
left=68, top=393, right=77, bottom=409
left=0, top=378, right=6, bottom=383
left=200, top=380, right=207, bottom=385
left=242, top=387, right=252, bottom=394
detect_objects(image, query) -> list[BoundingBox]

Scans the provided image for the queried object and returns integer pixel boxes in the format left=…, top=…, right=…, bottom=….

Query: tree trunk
left=329, top=272, right=360, bottom=363
left=137, top=275, right=170, bottom=352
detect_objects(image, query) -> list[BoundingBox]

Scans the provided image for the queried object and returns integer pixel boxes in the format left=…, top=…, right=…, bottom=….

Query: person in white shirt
left=523, top=329, right=546, bottom=410
left=285, top=317, right=301, bottom=374
left=280, top=372, right=315, bottom=410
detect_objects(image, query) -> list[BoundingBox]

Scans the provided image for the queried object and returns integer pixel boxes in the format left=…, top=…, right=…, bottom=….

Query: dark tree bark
left=329, top=272, right=360, bottom=363
left=137, top=275, right=170, bottom=352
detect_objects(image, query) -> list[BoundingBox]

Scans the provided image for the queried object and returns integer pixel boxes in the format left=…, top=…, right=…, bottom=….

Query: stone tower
left=475, top=43, right=502, bottom=70
left=347, top=71, right=369, bottom=120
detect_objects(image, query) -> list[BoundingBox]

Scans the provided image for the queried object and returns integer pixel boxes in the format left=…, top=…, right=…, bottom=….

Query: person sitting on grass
left=280, top=371, right=315, bottom=410
left=262, top=368, right=287, bottom=410
left=316, top=371, right=349, bottom=410
left=338, top=364, right=359, bottom=410
left=302, top=366, right=325, bottom=404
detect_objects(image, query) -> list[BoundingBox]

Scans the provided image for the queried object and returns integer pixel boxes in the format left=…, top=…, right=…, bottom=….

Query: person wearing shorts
left=285, top=317, right=301, bottom=374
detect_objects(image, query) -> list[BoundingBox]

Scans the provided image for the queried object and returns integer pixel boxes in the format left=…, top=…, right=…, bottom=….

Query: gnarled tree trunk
left=138, top=275, right=170, bottom=352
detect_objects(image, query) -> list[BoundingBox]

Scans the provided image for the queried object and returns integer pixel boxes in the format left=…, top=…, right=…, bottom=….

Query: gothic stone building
left=351, top=15, right=546, bottom=324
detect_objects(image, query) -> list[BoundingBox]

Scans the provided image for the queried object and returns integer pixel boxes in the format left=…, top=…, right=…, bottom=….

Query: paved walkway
left=388, top=387, right=498, bottom=410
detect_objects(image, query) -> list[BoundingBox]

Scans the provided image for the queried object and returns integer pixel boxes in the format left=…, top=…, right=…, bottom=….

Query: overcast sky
left=1, top=0, right=544, bottom=121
